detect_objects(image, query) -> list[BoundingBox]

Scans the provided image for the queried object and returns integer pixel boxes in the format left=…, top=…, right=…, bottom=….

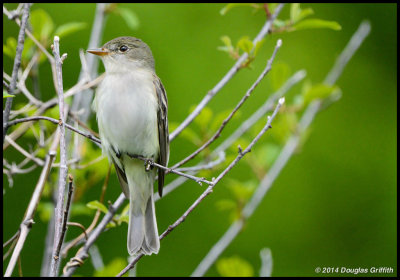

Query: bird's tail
left=127, top=188, right=160, bottom=255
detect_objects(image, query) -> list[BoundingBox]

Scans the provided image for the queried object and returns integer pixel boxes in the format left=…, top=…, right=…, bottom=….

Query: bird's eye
left=119, top=45, right=128, bottom=52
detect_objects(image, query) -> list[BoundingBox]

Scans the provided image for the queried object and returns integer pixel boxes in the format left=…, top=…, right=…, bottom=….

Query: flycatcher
left=88, top=36, right=169, bottom=255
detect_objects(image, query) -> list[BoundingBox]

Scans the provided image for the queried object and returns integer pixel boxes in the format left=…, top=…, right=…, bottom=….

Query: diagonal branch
left=3, top=3, right=31, bottom=144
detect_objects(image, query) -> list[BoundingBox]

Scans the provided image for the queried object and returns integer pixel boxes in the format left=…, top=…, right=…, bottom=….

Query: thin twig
left=54, top=175, right=74, bottom=260
left=5, top=136, right=45, bottom=166
left=127, top=153, right=213, bottom=186
left=3, top=3, right=31, bottom=144
left=6, top=116, right=101, bottom=146
left=66, top=222, right=89, bottom=241
left=49, top=36, right=69, bottom=277
left=169, top=4, right=284, bottom=141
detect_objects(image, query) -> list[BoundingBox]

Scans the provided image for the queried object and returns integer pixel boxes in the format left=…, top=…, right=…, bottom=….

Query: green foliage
left=216, top=255, right=254, bottom=277
left=54, top=22, right=87, bottom=38
left=37, top=202, right=54, bottom=222
left=252, top=143, right=281, bottom=168
left=273, top=3, right=341, bottom=32
left=269, top=62, right=291, bottom=91
left=292, top=19, right=342, bottom=31
left=220, top=3, right=262, bottom=16
left=216, top=178, right=257, bottom=221
left=3, top=8, right=86, bottom=66
left=106, top=203, right=129, bottom=228
left=3, top=90, right=13, bottom=98
left=86, top=200, right=108, bottom=214
left=218, top=35, right=265, bottom=67
left=94, top=258, right=128, bottom=277
left=301, top=81, right=342, bottom=106
left=3, top=37, right=17, bottom=58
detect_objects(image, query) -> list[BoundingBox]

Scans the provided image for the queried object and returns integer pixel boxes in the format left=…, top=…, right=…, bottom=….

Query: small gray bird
left=88, top=36, right=169, bottom=255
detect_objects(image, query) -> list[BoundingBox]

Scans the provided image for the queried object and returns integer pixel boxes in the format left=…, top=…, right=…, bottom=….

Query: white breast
left=93, top=69, right=159, bottom=158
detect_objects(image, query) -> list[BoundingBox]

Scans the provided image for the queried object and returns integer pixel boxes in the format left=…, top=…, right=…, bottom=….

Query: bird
left=88, top=36, right=169, bottom=255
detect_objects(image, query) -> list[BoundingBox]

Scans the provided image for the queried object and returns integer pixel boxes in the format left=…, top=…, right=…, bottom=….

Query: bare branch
left=49, top=36, right=69, bottom=277
left=6, top=116, right=101, bottom=146
left=169, top=4, right=284, bottom=141
left=3, top=3, right=31, bottom=143
left=53, top=175, right=74, bottom=263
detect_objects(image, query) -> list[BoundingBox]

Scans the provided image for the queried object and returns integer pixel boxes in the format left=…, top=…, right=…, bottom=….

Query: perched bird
left=88, top=36, right=169, bottom=255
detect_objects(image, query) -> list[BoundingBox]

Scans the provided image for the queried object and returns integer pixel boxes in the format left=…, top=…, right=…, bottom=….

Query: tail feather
left=127, top=192, right=160, bottom=255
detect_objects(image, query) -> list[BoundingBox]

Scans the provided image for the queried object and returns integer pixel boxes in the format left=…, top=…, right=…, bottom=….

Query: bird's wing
left=153, top=74, right=169, bottom=197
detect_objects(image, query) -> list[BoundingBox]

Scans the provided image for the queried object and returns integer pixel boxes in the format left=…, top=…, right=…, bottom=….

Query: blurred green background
left=3, top=3, right=396, bottom=277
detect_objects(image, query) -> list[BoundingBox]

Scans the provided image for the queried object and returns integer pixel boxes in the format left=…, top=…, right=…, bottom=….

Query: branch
left=190, top=20, right=371, bottom=277
left=171, top=39, right=282, bottom=170
left=3, top=3, right=31, bottom=144
left=169, top=3, right=284, bottom=141
left=49, top=36, right=69, bottom=277
left=6, top=116, right=101, bottom=146
left=54, top=175, right=74, bottom=262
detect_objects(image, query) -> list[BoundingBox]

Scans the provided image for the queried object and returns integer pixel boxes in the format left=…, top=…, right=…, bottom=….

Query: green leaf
left=253, top=143, right=281, bottom=167
left=270, top=62, right=291, bottom=91
left=210, top=108, right=239, bottom=132
left=54, top=22, right=87, bottom=38
left=37, top=202, right=54, bottom=222
left=302, top=83, right=339, bottom=104
left=220, top=3, right=260, bottom=16
left=218, top=36, right=235, bottom=54
left=226, top=179, right=257, bottom=201
left=86, top=200, right=108, bottom=214
left=297, top=8, right=314, bottom=21
left=292, top=19, right=341, bottom=31
left=3, top=90, right=14, bottom=98
left=290, top=3, right=301, bottom=22
left=193, top=106, right=213, bottom=130
left=220, top=35, right=232, bottom=48
left=215, top=199, right=236, bottom=212
left=70, top=203, right=94, bottom=217
left=237, top=36, right=253, bottom=54
left=253, top=38, right=265, bottom=57
left=3, top=37, right=17, bottom=58
left=216, top=255, right=254, bottom=277
left=30, top=9, right=54, bottom=42
left=273, top=19, right=287, bottom=28
left=118, top=7, right=140, bottom=30
left=94, top=258, right=127, bottom=277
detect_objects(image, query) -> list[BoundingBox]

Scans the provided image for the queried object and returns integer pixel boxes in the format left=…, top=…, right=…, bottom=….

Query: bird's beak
left=87, top=48, right=110, bottom=56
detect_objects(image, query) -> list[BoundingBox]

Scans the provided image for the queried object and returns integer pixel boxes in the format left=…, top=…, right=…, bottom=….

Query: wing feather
left=153, top=75, right=169, bottom=197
